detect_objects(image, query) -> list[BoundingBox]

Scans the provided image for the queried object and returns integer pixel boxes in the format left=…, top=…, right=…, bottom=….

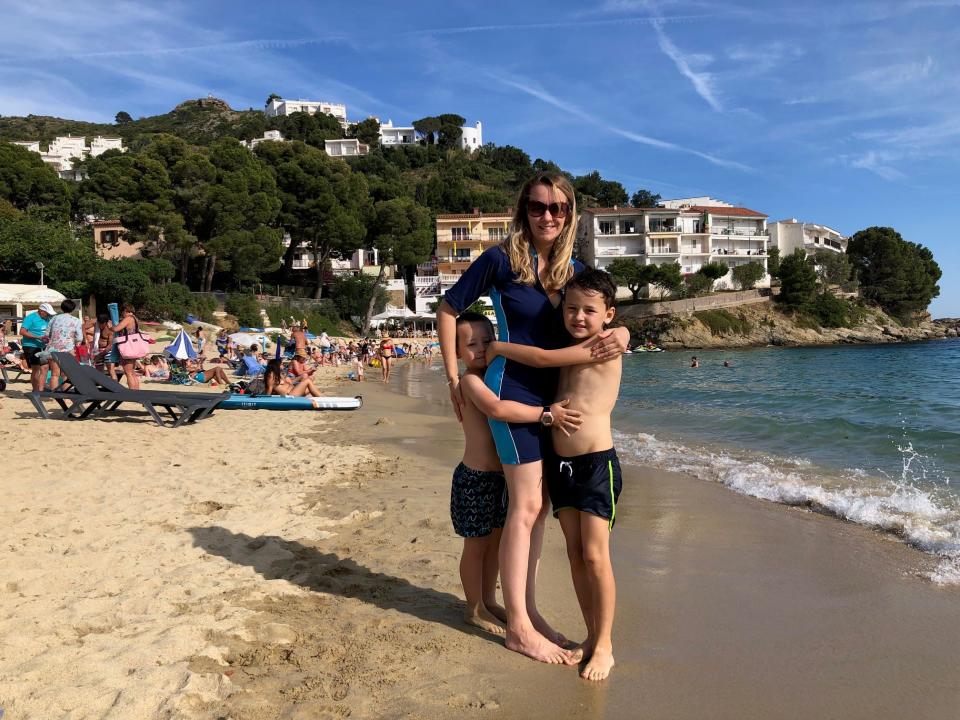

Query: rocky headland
left=621, top=302, right=959, bottom=350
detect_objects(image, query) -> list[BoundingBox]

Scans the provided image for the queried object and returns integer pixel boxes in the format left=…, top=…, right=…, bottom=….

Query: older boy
left=488, top=269, right=623, bottom=681
left=453, top=312, right=582, bottom=635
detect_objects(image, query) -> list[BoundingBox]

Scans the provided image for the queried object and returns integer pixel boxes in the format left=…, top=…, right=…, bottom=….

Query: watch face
left=542, top=412, right=554, bottom=426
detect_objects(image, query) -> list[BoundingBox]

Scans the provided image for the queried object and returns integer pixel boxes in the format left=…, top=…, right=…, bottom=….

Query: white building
left=659, top=196, right=733, bottom=209
left=246, top=129, right=284, bottom=150
left=324, top=138, right=369, bottom=158
left=768, top=219, right=847, bottom=257
left=89, top=136, right=123, bottom=157
left=460, top=121, right=483, bottom=151
left=579, top=204, right=770, bottom=296
left=265, top=98, right=347, bottom=123
left=379, top=119, right=416, bottom=146
left=9, top=135, right=125, bottom=180
left=10, top=140, right=40, bottom=153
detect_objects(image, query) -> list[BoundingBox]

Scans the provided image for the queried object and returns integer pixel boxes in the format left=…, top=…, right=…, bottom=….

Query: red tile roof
left=688, top=206, right=767, bottom=217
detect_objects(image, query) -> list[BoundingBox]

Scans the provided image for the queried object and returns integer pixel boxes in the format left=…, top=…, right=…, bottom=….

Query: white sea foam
left=614, top=430, right=960, bottom=585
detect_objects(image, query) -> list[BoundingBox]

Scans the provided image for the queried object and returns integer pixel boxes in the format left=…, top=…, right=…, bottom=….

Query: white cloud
left=848, top=151, right=906, bottom=181
left=485, top=71, right=750, bottom=172
left=650, top=18, right=722, bottom=111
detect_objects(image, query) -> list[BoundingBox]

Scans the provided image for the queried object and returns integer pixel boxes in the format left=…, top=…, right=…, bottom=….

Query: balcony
left=647, top=226, right=681, bottom=235
left=414, top=275, right=440, bottom=288
left=649, top=246, right=680, bottom=256
left=711, top=248, right=768, bottom=257
left=437, top=259, right=475, bottom=273
left=596, top=246, right=644, bottom=257
left=439, top=273, right=462, bottom=285
left=436, top=233, right=503, bottom=245
left=712, top=228, right=769, bottom=237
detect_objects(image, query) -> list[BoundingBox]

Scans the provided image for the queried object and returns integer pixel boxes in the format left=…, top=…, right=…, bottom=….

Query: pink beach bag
left=116, top=321, right=153, bottom=360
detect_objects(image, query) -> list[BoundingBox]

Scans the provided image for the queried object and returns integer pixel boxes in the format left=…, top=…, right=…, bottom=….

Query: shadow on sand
left=188, top=525, right=501, bottom=644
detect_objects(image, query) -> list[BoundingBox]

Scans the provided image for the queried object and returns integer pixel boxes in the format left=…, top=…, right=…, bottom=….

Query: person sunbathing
left=186, top=358, right=230, bottom=386
left=144, top=355, right=170, bottom=381
left=264, top=358, right=323, bottom=397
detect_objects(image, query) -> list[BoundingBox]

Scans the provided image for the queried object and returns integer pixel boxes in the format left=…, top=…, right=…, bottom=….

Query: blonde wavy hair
left=501, top=172, right=578, bottom=291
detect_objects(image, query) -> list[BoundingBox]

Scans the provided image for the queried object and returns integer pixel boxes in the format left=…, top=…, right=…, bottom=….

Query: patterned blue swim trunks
left=450, top=463, right=508, bottom=538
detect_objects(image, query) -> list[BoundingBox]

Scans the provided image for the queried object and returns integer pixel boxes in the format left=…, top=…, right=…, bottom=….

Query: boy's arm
left=459, top=374, right=582, bottom=436
left=489, top=327, right=630, bottom=368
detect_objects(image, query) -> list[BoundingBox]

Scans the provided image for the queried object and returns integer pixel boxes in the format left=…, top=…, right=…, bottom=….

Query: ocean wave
left=613, top=430, right=960, bottom=585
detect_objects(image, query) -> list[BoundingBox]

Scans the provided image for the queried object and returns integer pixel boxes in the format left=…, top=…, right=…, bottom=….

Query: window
left=487, top=227, right=505, bottom=242
left=599, top=221, right=615, bottom=235
left=622, top=220, right=636, bottom=234
left=451, top=226, right=470, bottom=241
left=455, top=248, right=472, bottom=260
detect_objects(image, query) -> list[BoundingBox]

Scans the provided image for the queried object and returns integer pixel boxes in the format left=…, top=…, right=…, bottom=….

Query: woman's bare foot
left=581, top=645, right=615, bottom=681
left=505, top=627, right=569, bottom=664
left=465, top=607, right=505, bottom=635
left=529, top=610, right=570, bottom=647
left=484, top=601, right=508, bottom=624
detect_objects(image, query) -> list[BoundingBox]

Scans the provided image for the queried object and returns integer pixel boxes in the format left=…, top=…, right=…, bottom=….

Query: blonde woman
left=438, top=172, right=626, bottom=665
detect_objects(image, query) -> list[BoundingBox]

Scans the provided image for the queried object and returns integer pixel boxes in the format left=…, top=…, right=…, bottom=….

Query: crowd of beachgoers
left=0, top=302, right=437, bottom=397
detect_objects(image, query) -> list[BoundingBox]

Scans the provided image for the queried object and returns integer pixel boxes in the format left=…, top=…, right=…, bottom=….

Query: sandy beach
left=1, top=360, right=958, bottom=719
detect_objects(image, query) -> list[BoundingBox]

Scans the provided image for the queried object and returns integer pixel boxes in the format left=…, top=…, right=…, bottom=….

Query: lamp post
left=35, top=261, right=45, bottom=286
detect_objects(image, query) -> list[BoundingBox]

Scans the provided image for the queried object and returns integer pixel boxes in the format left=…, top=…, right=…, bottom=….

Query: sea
left=397, top=338, right=960, bottom=585
left=614, top=339, right=960, bottom=585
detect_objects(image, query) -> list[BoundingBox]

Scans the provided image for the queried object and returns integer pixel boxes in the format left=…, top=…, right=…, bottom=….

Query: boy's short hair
left=567, top=268, right=617, bottom=308
left=455, top=312, right=495, bottom=350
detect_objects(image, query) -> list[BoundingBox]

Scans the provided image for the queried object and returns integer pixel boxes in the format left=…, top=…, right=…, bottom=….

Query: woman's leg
left=499, top=461, right=567, bottom=664
left=384, top=356, right=392, bottom=382
left=122, top=359, right=139, bottom=389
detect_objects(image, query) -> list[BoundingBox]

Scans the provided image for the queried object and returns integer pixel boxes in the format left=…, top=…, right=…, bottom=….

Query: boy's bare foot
left=484, top=601, right=508, bottom=624
left=566, top=640, right=590, bottom=665
left=464, top=608, right=505, bottom=635
left=505, top=628, right=569, bottom=664
left=581, top=646, right=615, bottom=681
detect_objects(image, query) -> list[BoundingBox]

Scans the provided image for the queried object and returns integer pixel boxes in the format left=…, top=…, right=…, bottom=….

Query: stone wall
left=619, top=289, right=771, bottom=318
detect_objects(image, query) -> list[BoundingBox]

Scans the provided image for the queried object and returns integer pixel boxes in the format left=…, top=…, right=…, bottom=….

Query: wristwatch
left=540, top=406, right=554, bottom=427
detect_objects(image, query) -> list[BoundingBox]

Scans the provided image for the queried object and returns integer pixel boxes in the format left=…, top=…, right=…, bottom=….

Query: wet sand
left=1, top=361, right=958, bottom=718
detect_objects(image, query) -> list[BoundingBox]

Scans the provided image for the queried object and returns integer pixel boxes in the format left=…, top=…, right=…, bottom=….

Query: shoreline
left=1, top=363, right=958, bottom=718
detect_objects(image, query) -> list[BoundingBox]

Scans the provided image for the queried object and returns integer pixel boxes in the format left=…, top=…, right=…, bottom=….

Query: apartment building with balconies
left=9, top=135, right=125, bottom=180
left=768, top=219, right=847, bottom=257
left=579, top=204, right=770, bottom=295
left=411, top=210, right=511, bottom=313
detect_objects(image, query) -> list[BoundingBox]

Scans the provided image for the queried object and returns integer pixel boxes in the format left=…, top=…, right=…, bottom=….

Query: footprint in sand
left=187, top=501, right=224, bottom=515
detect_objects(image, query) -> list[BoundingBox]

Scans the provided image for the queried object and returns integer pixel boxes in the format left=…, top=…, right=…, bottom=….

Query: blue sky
left=1, top=0, right=957, bottom=316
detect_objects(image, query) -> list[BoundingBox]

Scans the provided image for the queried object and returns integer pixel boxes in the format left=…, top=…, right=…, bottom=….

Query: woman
left=438, top=172, right=626, bottom=665
left=112, top=304, right=147, bottom=390
left=264, top=358, right=323, bottom=397
left=194, top=328, right=206, bottom=356
left=95, top=312, right=116, bottom=379
left=379, top=336, right=395, bottom=383
left=145, top=354, right=170, bottom=382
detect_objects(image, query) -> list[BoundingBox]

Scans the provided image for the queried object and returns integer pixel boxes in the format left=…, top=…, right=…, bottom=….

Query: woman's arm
left=437, top=299, right=465, bottom=420
left=459, top=375, right=582, bottom=436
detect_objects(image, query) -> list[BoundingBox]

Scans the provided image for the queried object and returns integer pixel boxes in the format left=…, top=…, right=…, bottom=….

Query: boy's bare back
left=553, top=356, right=622, bottom=457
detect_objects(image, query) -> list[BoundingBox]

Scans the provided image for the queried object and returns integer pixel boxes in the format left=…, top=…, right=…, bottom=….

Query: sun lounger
left=28, top=352, right=224, bottom=428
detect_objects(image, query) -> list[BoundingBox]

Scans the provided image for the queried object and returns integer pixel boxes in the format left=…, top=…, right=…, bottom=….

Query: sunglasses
left=526, top=199, right=570, bottom=218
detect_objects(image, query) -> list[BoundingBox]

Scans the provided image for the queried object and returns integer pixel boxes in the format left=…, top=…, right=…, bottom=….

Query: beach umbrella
left=165, top=329, right=197, bottom=360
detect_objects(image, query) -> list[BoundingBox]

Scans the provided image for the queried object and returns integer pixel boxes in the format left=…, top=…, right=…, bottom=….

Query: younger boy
left=452, top=312, right=581, bottom=634
left=488, top=269, right=624, bottom=681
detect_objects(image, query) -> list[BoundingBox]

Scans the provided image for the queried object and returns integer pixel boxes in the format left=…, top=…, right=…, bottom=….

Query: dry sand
left=1, top=361, right=958, bottom=719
